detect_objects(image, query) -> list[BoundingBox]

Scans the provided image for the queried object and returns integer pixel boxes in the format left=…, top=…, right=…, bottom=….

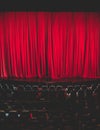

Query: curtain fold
left=0, top=12, right=100, bottom=79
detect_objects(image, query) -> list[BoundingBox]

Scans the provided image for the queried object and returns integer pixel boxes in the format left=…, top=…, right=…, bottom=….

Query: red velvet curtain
left=0, top=12, right=100, bottom=79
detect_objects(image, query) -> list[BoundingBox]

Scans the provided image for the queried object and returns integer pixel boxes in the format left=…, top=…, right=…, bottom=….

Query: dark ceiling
left=0, top=1, right=99, bottom=12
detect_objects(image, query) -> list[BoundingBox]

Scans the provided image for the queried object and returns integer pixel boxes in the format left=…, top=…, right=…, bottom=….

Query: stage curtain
left=0, top=12, right=100, bottom=79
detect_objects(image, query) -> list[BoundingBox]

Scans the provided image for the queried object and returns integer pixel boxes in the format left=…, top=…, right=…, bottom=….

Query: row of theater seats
left=0, top=102, right=99, bottom=130
left=0, top=83, right=99, bottom=102
left=0, top=110, right=75, bottom=130
left=0, top=82, right=100, bottom=130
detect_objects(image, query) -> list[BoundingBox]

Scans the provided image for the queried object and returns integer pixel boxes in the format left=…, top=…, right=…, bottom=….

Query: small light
left=29, top=113, right=33, bottom=119
left=5, top=113, right=9, bottom=117
left=18, top=114, right=20, bottom=117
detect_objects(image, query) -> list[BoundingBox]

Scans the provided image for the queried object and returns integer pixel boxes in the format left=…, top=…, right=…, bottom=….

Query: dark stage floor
left=0, top=77, right=100, bottom=85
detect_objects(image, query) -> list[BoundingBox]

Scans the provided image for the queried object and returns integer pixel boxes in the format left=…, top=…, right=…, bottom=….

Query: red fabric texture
left=0, top=12, right=100, bottom=79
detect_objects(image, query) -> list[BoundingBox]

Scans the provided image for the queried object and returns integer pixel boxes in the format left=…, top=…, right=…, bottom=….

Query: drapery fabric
left=0, top=12, right=100, bottom=79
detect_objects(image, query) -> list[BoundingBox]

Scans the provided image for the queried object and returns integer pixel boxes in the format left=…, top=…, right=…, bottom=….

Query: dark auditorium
left=0, top=12, right=100, bottom=130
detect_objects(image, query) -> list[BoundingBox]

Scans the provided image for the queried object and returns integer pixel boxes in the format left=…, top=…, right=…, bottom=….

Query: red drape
left=0, top=12, right=100, bottom=79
